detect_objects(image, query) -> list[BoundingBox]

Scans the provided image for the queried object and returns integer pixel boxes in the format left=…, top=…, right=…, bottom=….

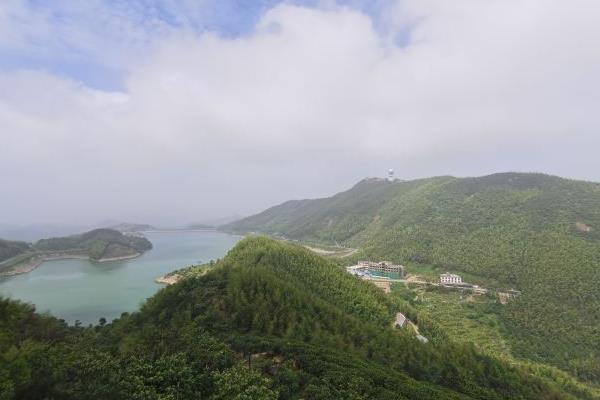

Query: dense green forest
left=223, top=173, right=600, bottom=383
left=1, top=237, right=595, bottom=399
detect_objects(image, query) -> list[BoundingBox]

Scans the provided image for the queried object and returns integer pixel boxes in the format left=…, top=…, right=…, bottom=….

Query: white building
left=357, top=260, right=405, bottom=276
left=440, top=272, right=462, bottom=285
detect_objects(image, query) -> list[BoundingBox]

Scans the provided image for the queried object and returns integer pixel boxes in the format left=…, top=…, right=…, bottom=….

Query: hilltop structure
left=387, top=168, right=395, bottom=181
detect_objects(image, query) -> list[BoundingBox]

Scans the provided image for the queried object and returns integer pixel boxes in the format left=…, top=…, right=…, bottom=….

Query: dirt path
left=304, top=245, right=358, bottom=258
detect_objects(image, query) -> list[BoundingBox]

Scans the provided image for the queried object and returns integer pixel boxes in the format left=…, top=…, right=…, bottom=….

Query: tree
left=210, top=365, right=277, bottom=400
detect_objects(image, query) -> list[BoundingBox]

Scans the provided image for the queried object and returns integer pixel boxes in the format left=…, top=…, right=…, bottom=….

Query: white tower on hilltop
left=387, top=168, right=395, bottom=182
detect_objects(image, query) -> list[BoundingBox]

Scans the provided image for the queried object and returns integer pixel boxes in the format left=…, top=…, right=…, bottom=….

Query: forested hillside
left=0, top=240, right=30, bottom=263
left=223, top=173, right=600, bottom=383
left=34, top=228, right=152, bottom=260
left=1, top=237, right=593, bottom=399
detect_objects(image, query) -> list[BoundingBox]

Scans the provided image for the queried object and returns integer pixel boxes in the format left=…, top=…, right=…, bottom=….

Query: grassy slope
left=223, top=173, right=600, bottom=383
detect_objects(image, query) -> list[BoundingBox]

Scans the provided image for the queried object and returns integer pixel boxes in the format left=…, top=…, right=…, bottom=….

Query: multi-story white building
left=357, top=260, right=405, bottom=276
left=440, top=272, right=462, bottom=285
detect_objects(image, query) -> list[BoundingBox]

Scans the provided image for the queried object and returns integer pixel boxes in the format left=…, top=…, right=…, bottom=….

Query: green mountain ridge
left=223, top=172, right=600, bottom=383
left=1, top=237, right=594, bottom=399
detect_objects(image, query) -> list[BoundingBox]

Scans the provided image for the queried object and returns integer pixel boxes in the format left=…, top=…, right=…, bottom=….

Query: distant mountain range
left=0, top=224, right=89, bottom=242
left=0, top=221, right=156, bottom=242
left=104, top=223, right=156, bottom=233
left=0, top=217, right=242, bottom=242
left=223, top=172, right=600, bottom=384
left=186, top=215, right=245, bottom=229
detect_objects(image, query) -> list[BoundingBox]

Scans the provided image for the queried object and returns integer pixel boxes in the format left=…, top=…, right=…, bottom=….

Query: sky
left=1, top=0, right=600, bottom=227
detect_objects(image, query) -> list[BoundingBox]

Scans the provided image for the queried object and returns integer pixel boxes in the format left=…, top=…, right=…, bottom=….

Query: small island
left=0, top=228, right=153, bottom=276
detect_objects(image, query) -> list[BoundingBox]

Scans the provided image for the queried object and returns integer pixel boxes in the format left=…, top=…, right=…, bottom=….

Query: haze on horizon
left=2, top=0, right=600, bottom=227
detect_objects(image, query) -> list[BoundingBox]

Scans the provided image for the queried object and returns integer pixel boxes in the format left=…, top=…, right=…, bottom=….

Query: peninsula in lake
left=0, top=229, right=153, bottom=277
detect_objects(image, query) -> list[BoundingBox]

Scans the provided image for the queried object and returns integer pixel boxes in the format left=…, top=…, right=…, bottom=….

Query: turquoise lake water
left=0, top=231, right=240, bottom=325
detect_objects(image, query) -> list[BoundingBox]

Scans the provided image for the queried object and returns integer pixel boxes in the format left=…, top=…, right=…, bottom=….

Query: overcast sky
left=1, top=0, right=600, bottom=226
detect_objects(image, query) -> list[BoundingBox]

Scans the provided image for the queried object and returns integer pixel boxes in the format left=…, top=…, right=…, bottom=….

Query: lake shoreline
left=0, top=252, right=144, bottom=278
left=0, top=231, right=240, bottom=325
left=0, top=230, right=239, bottom=279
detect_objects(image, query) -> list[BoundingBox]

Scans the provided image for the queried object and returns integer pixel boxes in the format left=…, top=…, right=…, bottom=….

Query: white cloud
left=1, top=1, right=600, bottom=225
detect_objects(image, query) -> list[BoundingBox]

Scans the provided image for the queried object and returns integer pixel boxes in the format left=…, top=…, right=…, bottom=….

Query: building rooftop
left=440, top=272, right=461, bottom=279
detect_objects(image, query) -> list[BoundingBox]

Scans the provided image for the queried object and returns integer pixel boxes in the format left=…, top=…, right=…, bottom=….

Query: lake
left=0, top=231, right=240, bottom=325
